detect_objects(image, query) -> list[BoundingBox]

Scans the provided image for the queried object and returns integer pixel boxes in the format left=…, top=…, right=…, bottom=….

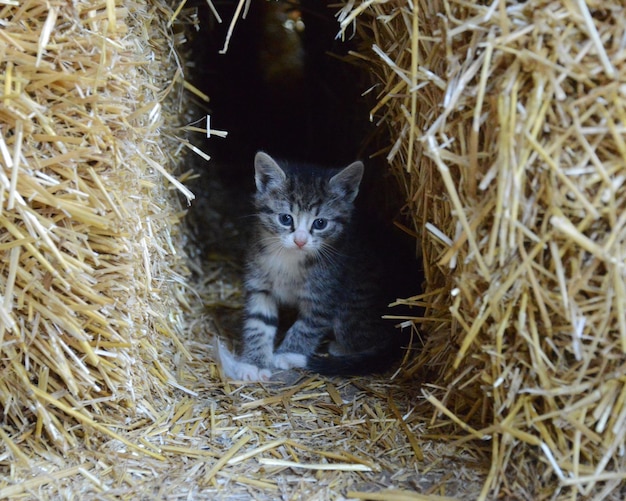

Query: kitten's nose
left=293, top=230, right=308, bottom=248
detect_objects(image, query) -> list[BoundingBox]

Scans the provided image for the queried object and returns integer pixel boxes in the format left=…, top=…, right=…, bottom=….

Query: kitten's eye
left=312, top=218, right=327, bottom=230
left=278, top=213, right=293, bottom=226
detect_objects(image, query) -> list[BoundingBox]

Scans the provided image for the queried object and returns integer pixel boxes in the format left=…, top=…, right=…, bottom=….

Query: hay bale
left=0, top=0, right=191, bottom=463
left=339, top=0, right=626, bottom=498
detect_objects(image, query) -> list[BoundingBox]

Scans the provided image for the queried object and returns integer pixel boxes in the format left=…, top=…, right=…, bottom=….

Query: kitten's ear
left=254, top=152, right=286, bottom=193
left=329, top=161, right=364, bottom=202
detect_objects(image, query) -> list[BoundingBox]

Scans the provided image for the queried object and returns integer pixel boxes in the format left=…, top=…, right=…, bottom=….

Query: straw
left=338, top=0, right=626, bottom=498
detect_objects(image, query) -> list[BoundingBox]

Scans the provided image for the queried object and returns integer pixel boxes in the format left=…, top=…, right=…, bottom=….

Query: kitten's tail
left=305, top=331, right=415, bottom=376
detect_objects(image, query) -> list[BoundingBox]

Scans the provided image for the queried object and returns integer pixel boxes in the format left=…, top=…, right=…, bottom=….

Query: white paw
left=214, top=338, right=272, bottom=381
left=272, top=352, right=307, bottom=370
left=239, top=364, right=272, bottom=382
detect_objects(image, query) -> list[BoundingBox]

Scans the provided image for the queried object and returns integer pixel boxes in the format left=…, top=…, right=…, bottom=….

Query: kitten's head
left=253, top=151, right=364, bottom=255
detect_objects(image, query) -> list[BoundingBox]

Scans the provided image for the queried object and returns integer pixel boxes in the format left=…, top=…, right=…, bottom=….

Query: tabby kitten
left=222, top=151, right=404, bottom=381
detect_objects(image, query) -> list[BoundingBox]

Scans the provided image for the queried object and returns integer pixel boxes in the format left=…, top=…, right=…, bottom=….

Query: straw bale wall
left=339, top=0, right=626, bottom=498
left=0, top=0, right=190, bottom=463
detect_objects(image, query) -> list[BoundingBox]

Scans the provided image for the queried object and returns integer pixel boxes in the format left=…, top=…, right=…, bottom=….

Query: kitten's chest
left=263, top=251, right=310, bottom=304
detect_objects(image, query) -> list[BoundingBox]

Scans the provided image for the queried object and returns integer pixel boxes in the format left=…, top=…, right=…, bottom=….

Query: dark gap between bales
left=184, top=0, right=424, bottom=361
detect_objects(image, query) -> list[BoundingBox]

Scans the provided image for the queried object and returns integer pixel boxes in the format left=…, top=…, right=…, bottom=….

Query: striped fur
left=236, top=151, right=400, bottom=380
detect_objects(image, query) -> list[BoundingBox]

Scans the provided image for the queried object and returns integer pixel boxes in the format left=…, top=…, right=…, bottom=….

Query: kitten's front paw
left=239, top=364, right=272, bottom=382
left=273, top=352, right=307, bottom=370
left=215, top=338, right=272, bottom=381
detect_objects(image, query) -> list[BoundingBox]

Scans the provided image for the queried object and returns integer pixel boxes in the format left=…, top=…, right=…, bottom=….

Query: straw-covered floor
left=1, top=0, right=625, bottom=499
left=337, top=0, right=626, bottom=499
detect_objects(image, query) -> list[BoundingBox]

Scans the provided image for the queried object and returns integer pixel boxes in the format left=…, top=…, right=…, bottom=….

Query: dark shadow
left=183, top=0, right=423, bottom=319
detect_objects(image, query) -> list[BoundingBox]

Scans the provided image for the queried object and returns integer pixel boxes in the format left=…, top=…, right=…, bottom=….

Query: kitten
left=219, top=151, right=407, bottom=381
